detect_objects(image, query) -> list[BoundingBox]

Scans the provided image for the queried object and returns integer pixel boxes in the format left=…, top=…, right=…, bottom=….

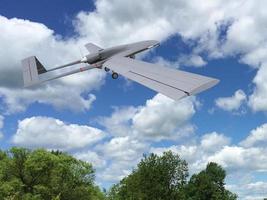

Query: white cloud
left=96, top=136, right=148, bottom=182
left=13, top=116, right=105, bottom=150
left=74, top=151, right=107, bottom=169
left=151, top=132, right=231, bottom=173
left=215, top=89, right=247, bottom=112
left=222, top=16, right=265, bottom=55
left=0, top=87, right=100, bottom=114
left=151, top=131, right=267, bottom=173
left=99, top=94, right=198, bottom=141
left=75, top=0, right=242, bottom=47
left=132, top=94, right=196, bottom=140
left=240, top=123, right=267, bottom=148
left=200, top=132, right=230, bottom=152
left=152, top=56, right=180, bottom=69
left=100, top=162, right=133, bottom=182
left=99, top=136, right=147, bottom=161
left=228, top=182, right=267, bottom=200
left=248, top=65, right=267, bottom=112
left=178, top=54, right=207, bottom=67
left=98, top=106, right=138, bottom=137
left=207, top=146, right=267, bottom=172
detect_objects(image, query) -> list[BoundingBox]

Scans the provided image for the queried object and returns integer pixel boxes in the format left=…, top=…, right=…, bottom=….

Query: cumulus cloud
left=96, top=136, right=148, bottom=182
left=200, top=132, right=230, bottom=152
left=13, top=116, right=105, bottom=150
left=98, top=106, right=139, bottom=137
left=227, top=181, right=267, bottom=200
left=99, top=94, right=198, bottom=141
left=72, top=136, right=148, bottom=183
left=132, top=94, right=197, bottom=140
left=178, top=54, right=207, bottom=67
left=74, top=151, right=107, bottom=169
left=0, top=87, right=99, bottom=114
left=240, top=123, right=267, bottom=148
left=237, top=182, right=267, bottom=200
left=207, top=146, right=267, bottom=172
left=151, top=130, right=267, bottom=173
left=99, top=136, right=146, bottom=161
left=215, top=89, right=247, bottom=112
left=152, top=56, right=180, bottom=69
left=248, top=65, right=267, bottom=112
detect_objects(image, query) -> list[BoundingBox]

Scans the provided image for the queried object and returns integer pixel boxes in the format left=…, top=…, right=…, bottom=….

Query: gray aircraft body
left=22, top=40, right=219, bottom=101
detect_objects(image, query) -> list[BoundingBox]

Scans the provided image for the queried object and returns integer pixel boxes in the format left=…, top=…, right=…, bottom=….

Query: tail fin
left=85, top=43, right=103, bottom=53
left=21, top=56, right=47, bottom=87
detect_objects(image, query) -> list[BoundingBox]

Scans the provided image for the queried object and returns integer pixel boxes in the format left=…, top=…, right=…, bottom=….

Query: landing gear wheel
left=112, top=72, right=119, bottom=79
left=104, top=67, right=110, bottom=72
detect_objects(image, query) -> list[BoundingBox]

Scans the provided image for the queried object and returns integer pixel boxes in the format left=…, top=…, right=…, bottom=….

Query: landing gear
left=104, top=67, right=110, bottom=72
left=112, top=72, right=119, bottom=79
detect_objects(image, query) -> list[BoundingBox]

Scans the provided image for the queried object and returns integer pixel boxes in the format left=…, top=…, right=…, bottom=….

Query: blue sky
left=0, top=0, right=267, bottom=199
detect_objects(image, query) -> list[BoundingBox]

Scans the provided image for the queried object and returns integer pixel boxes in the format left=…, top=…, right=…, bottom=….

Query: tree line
left=0, top=147, right=238, bottom=200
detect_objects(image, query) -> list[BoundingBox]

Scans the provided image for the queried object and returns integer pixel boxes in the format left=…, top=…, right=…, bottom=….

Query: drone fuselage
left=82, top=40, right=160, bottom=66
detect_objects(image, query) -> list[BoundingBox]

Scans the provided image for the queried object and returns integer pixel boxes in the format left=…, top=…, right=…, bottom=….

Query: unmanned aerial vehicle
left=22, top=40, right=219, bottom=100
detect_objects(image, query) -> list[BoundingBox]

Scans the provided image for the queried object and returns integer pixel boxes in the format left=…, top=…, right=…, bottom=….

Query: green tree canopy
left=0, top=148, right=238, bottom=200
left=108, top=151, right=189, bottom=200
left=0, top=147, right=105, bottom=200
left=185, top=162, right=237, bottom=200
left=107, top=153, right=237, bottom=200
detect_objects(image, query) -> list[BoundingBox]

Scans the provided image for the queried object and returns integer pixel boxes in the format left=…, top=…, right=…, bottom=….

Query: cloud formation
left=240, top=123, right=267, bottom=148
left=13, top=116, right=105, bottom=150
left=215, top=89, right=247, bottom=112
left=99, top=94, right=198, bottom=141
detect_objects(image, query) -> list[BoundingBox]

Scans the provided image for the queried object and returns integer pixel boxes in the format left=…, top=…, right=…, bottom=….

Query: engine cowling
left=82, top=52, right=101, bottom=64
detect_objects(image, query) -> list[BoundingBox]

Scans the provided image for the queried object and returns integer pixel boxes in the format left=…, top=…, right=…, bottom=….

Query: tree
left=184, top=162, right=237, bottom=200
left=0, top=147, right=105, bottom=200
left=108, top=151, right=189, bottom=200
left=108, top=153, right=238, bottom=200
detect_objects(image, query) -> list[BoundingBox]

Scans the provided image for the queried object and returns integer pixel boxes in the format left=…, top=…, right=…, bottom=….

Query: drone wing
left=104, top=56, right=219, bottom=100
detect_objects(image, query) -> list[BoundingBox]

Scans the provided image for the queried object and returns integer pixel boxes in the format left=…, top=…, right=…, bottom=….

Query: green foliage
left=184, top=162, right=238, bottom=200
left=0, top=147, right=238, bottom=200
left=0, top=147, right=105, bottom=200
left=107, top=154, right=237, bottom=200
left=107, top=151, right=189, bottom=200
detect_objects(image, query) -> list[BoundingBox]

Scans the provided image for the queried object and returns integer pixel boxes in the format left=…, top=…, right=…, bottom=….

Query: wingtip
left=210, top=78, right=220, bottom=87
left=190, top=78, right=220, bottom=96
